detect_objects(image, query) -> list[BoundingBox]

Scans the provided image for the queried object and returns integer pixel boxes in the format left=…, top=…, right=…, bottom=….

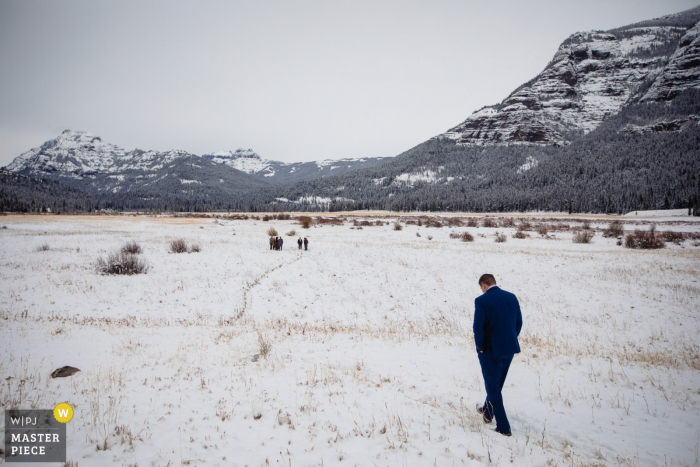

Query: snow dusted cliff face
left=642, top=23, right=700, bottom=101
left=6, top=130, right=194, bottom=178
left=441, top=23, right=699, bottom=145
left=202, top=149, right=272, bottom=175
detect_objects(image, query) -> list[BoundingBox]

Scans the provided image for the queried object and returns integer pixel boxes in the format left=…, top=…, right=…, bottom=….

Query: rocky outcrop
left=641, top=22, right=700, bottom=101
left=619, top=115, right=700, bottom=134
left=440, top=24, right=697, bottom=146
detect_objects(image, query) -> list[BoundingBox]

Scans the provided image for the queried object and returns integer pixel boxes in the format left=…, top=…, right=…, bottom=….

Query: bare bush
left=424, top=217, right=443, bottom=228
left=572, top=230, right=594, bottom=244
left=258, top=333, right=271, bottom=359
left=447, top=218, right=464, bottom=227
left=393, top=222, right=403, bottom=231
left=416, top=232, right=421, bottom=237
left=482, top=218, right=496, bottom=228
left=262, top=215, right=271, bottom=222
left=121, top=241, right=142, bottom=254
left=169, top=239, right=188, bottom=254
left=449, top=231, right=461, bottom=239
left=35, top=243, right=51, bottom=251
left=603, top=220, right=624, bottom=238
left=267, top=227, right=279, bottom=237
left=513, top=230, right=528, bottom=239
left=501, top=217, right=515, bottom=228
left=427, top=236, right=433, bottom=240
left=299, top=216, right=312, bottom=229
left=96, top=252, right=149, bottom=275
left=494, top=232, right=507, bottom=243
left=189, top=244, right=201, bottom=253
left=581, top=220, right=592, bottom=230
left=537, top=226, right=548, bottom=236
left=286, top=230, right=296, bottom=236
left=660, top=231, right=685, bottom=244
left=518, top=220, right=531, bottom=230
left=624, top=225, right=665, bottom=249
left=466, top=218, right=478, bottom=227
left=461, top=232, right=474, bottom=242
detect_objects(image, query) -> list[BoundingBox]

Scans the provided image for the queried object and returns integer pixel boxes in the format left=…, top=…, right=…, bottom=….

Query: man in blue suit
left=473, top=274, right=522, bottom=436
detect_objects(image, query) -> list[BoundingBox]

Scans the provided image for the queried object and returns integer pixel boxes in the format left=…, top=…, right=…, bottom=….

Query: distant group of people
left=270, top=236, right=309, bottom=250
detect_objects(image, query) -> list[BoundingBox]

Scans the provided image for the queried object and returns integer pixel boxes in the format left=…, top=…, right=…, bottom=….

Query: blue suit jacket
left=473, top=286, right=522, bottom=358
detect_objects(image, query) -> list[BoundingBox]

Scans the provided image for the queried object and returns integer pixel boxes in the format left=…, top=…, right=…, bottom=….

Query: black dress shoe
left=476, top=404, right=493, bottom=423
left=493, top=429, right=512, bottom=437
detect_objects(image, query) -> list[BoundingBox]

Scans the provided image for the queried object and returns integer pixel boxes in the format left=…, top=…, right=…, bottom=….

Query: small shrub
left=416, top=232, right=421, bottom=237
left=537, top=226, right=548, bottom=236
left=286, top=230, right=296, bottom=236
left=121, top=241, right=142, bottom=254
left=169, top=239, right=188, bottom=254
left=188, top=244, right=201, bottom=253
left=447, top=218, right=464, bottom=227
left=660, top=231, right=685, bottom=244
left=35, top=243, right=51, bottom=252
left=417, top=219, right=423, bottom=227
left=299, top=216, right=312, bottom=229
left=96, top=252, right=149, bottom=275
left=425, top=217, right=443, bottom=228
left=449, top=231, right=461, bottom=239
left=267, top=227, right=279, bottom=237
left=572, top=230, right=594, bottom=244
left=461, top=232, right=474, bottom=242
left=466, top=218, right=478, bottom=227
left=518, top=220, right=531, bottom=230
left=624, top=225, right=665, bottom=249
left=494, top=232, right=507, bottom=243
left=581, top=220, right=592, bottom=230
left=427, top=236, right=433, bottom=240
left=482, top=218, right=496, bottom=228
left=393, top=222, right=403, bottom=231
left=258, top=333, right=271, bottom=359
left=262, top=215, right=271, bottom=222
left=603, top=221, right=624, bottom=238
left=513, top=230, right=528, bottom=239
left=501, top=218, right=515, bottom=228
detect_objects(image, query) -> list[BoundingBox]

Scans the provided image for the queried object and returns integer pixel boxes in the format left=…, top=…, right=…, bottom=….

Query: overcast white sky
left=1, top=0, right=698, bottom=167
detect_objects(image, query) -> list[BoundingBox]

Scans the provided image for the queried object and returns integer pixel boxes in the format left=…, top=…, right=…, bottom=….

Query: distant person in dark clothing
left=303, top=237, right=308, bottom=250
left=473, top=274, right=522, bottom=437
left=279, top=237, right=284, bottom=250
left=270, top=236, right=274, bottom=250
left=273, top=237, right=278, bottom=250
left=297, top=237, right=303, bottom=249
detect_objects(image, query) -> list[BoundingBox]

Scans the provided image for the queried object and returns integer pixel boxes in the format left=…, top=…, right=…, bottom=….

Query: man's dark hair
left=478, top=274, right=496, bottom=286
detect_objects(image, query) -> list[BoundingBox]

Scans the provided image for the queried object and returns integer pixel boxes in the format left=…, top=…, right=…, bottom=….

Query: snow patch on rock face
left=439, top=24, right=696, bottom=146
left=203, top=149, right=271, bottom=174
left=180, top=179, right=201, bottom=184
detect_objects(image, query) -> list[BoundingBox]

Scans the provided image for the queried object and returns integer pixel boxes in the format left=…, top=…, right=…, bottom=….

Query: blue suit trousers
left=478, top=352, right=513, bottom=434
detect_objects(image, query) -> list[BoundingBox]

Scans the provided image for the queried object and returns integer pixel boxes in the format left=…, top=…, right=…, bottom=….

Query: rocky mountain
left=440, top=6, right=700, bottom=146
left=202, top=150, right=392, bottom=185
left=5, top=130, right=269, bottom=197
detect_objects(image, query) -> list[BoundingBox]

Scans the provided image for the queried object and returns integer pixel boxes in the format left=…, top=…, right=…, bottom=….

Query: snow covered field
left=1, top=213, right=699, bottom=467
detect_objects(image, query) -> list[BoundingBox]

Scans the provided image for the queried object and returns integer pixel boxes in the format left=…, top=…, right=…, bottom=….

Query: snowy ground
left=1, top=213, right=699, bottom=467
